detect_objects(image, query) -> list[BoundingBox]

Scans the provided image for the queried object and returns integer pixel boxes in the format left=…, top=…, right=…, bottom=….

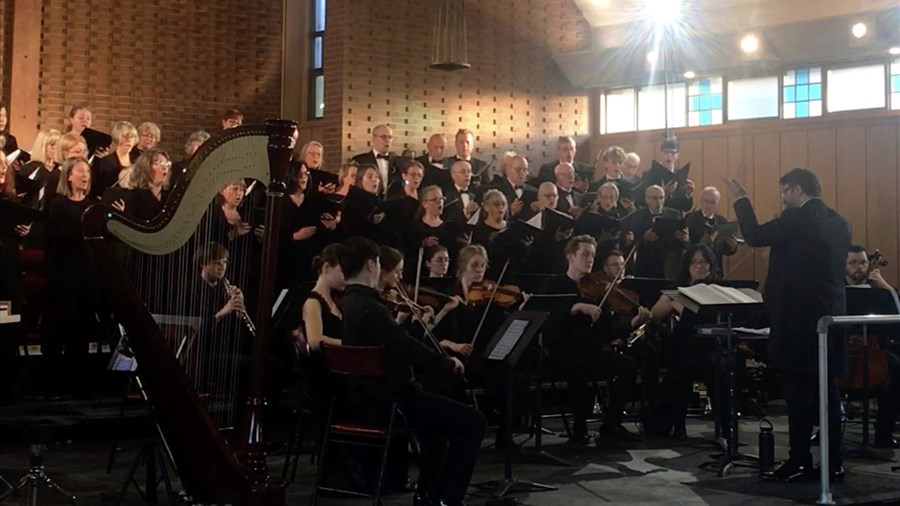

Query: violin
left=578, top=272, right=641, bottom=314
left=467, top=280, right=523, bottom=308
left=867, top=250, right=888, bottom=274
left=380, top=288, right=416, bottom=313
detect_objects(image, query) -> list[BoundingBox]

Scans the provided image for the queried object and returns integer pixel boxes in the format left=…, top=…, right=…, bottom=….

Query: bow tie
left=376, top=154, right=390, bottom=160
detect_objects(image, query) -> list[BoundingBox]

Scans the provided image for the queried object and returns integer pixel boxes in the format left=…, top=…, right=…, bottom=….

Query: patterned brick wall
left=321, top=0, right=592, bottom=166
left=35, top=0, right=283, bottom=157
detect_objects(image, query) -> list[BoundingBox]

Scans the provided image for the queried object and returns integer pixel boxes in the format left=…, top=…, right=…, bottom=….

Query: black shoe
left=672, top=425, right=688, bottom=441
left=413, top=491, right=433, bottom=506
left=598, top=423, right=644, bottom=442
left=759, top=459, right=815, bottom=482
left=567, top=434, right=592, bottom=446
left=830, top=464, right=845, bottom=483
left=873, top=435, right=899, bottom=449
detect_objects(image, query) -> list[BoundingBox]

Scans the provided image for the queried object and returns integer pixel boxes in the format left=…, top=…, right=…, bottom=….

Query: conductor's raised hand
left=722, top=177, right=748, bottom=200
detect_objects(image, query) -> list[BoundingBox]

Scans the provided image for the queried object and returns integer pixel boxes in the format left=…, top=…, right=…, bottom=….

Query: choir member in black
left=406, top=185, right=467, bottom=276
left=44, top=157, right=100, bottom=398
left=650, top=245, right=720, bottom=440
left=724, top=169, right=850, bottom=482
left=171, top=130, right=210, bottom=189
left=520, top=182, right=572, bottom=275
left=0, top=102, right=17, bottom=155
left=333, top=162, right=357, bottom=198
left=589, top=146, right=635, bottom=202
left=340, top=236, right=485, bottom=506
left=623, top=152, right=642, bottom=186
left=553, top=162, right=584, bottom=217
left=351, top=124, right=397, bottom=197
left=278, top=163, right=339, bottom=288
left=64, top=104, right=93, bottom=137
left=845, top=246, right=899, bottom=448
left=577, top=182, right=635, bottom=256
left=221, top=109, right=243, bottom=130
left=683, top=186, right=738, bottom=275
left=535, top=136, right=593, bottom=184
left=0, top=151, right=32, bottom=313
left=121, top=148, right=171, bottom=222
left=537, top=235, right=641, bottom=444
left=641, top=137, right=695, bottom=213
left=16, top=129, right=61, bottom=208
left=417, top=133, right=449, bottom=188
left=629, top=184, right=689, bottom=279
left=339, top=164, right=384, bottom=241
left=442, top=160, right=480, bottom=226
left=90, top=121, right=138, bottom=199
left=204, top=179, right=264, bottom=300
left=387, top=159, right=424, bottom=200
left=131, top=122, right=161, bottom=163
left=470, top=189, right=507, bottom=249
left=444, top=129, right=489, bottom=186
left=296, top=141, right=335, bottom=196
left=491, top=153, right=536, bottom=220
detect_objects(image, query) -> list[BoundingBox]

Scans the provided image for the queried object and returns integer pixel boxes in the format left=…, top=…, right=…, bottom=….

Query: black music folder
left=544, top=207, right=575, bottom=233
left=81, top=128, right=113, bottom=156
left=375, top=195, right=420, bottom=226
left=307, top=167, right=339, bottom=191
left=648, top=160, right=691, bottom=188
left=651, top=215, right=686, bottom=237
left=1, top=198, right=44, bottom=227
left=575, top=210, right=633, bottom=237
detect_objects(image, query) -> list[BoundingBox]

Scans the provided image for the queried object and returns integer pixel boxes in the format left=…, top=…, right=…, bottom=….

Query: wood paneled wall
left=592, top=111, right=900, bottom=290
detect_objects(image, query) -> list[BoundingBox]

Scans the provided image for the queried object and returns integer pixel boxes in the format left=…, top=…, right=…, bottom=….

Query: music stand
left=844, top=287, right=900, bottom=456
left=663, top=284, right=766, bottom=477
left=476, top=311, right=557, bottom=498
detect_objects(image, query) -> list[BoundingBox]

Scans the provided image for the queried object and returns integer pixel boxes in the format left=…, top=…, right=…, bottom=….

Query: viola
left=467, top=280, right=523, bottom=308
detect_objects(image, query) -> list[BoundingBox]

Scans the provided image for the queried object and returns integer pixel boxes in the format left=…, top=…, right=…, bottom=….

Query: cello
left=83, top=121, right=296, bottom=504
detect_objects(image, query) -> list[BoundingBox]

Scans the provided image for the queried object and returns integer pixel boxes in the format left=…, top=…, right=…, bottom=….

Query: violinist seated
left=845, top=245, right=899, bottom=448
left=537, top=235, right=641, bottom=445
left=590, top=249, right=659, bottom=411
left=648, top=245, right=724, bottom=440
left=339, top=237, right=485, bottom=506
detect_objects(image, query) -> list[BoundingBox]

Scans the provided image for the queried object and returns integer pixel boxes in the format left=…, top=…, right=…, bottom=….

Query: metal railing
left=816, top=314, right=900, bottom=505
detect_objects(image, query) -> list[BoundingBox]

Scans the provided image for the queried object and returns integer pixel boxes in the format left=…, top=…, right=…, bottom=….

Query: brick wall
left=321, top=0, right=592, bottom=166
left=34, top=0, right=282, bottom=156
left=0, top=1, right=11, bottom=105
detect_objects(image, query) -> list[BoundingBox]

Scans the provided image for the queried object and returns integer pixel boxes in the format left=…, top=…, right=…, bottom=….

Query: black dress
left=304, top=291, right=343, bottom=408
left=404, top=219, right=464, bottom=279
left=90, top=155, right=130, bottom=200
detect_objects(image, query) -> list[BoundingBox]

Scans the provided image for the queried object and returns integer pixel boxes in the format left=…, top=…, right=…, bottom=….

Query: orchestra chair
left=283, top=327, right=321, bottom=483
left=310, top=344, right=416, bottom=506
left=0, top=409, right=84, bottom=504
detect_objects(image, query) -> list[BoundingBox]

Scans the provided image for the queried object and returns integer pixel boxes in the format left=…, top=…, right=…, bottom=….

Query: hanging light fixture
left=430, top=0, right=471, bottom=71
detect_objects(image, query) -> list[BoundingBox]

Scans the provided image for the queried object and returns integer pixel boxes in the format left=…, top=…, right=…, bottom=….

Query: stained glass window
left=889, top=60, right=899, bottom=110
left=687, top=77, right=723, bottom=126
left=782, top=68, right=822, bottom=119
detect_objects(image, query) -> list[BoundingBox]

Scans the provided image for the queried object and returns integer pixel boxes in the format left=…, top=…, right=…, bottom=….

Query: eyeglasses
left=848, top=260, right=869, bottom=267
left=153, top=160, right=172, bottom=169
left=121, top=133, right=138, bottom=140
left=691, top=260, right=710, bottom=266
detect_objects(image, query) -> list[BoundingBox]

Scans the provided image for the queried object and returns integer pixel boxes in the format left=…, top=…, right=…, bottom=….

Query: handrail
left=816, top=314, right=900, bottom=505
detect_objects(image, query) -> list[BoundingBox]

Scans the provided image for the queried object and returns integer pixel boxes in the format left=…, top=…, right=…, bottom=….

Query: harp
left=82, top=120, right=297, bottom=504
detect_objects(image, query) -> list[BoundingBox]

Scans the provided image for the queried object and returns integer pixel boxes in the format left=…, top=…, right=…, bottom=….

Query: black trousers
left=782, top=369, right=843, bottom=465
left=400, top=387, right=486, bottom=505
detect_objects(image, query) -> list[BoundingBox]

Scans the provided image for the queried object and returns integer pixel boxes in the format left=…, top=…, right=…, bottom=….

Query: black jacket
left=734, top=197, right=850, bottom=373
left=490, top=177, right=536, bottom=219
left=341, top=284, right=454, bottom=391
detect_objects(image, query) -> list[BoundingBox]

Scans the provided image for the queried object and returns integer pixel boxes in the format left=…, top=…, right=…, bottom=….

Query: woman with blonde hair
left=122, top=148, right=171, bottom=222
left=91, top=121, right=138, bottom=198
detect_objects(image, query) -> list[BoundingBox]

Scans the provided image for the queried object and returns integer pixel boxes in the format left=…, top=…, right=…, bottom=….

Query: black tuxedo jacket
left=734, top=197, right=850, bottom=374
left=418, top=154, right=451, bottom=189
left=440, top=184, right=479, bottom=225
left=351, top=151, right=399, bottom=195
left=443, top=156, right=489, bottom=185
left=555, top=186, right=584, bottom=214
left=490, top=177, right=537, bottom=218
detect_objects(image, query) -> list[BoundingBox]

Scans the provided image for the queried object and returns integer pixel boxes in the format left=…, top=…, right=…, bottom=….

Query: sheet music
left=488, top=319, right=528, bottom=361
left=7, top=149, right=22, bottom=164
left=525, top=211, right=543, bottom=230
left=678, top=283, right=761, bottom=305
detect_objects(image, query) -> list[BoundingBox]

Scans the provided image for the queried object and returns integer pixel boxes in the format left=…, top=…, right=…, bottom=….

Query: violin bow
left=396, top=283, right=447, bottom=356
left=597, top=243, right=637, bottom=310
left=470, top=258, right=510, bottom=346
left=414, top=246, right=424, bottom=303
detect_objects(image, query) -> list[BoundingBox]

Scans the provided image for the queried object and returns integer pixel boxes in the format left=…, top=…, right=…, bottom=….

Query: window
left=827, top=64, right=886, bottom=113
left=637, top=83, right=686, bottom=131
left=687, top=77, right=723, bottom=126
left=782, top=68, right=822, bottom=119
left=309, top=0, right=326, bottom=119
left=892, top=60, right=900, bottom=110
left=727, top=76, right=779, bottom=120
left=600, top=88, right=636, bottom=134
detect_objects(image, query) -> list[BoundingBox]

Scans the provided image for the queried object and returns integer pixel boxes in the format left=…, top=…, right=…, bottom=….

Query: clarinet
left=222, top=277, right=256, bottom=337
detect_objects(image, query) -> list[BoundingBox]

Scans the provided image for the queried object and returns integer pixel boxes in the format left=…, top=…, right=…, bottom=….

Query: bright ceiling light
left=890, top=47, right=900, bottom=56
left=740, top=34, right=760, bottom=54
left=642, top=0, right=683, bottom=27
left=683, top=71, right=695, bottom=79
left=646, top=50, right=659, bottom=65
left=851, top=22, right=867, bottom=39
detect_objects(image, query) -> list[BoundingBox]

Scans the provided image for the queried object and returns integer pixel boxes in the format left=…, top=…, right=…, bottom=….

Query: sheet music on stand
left=488, top=319, right=529, bottom=361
